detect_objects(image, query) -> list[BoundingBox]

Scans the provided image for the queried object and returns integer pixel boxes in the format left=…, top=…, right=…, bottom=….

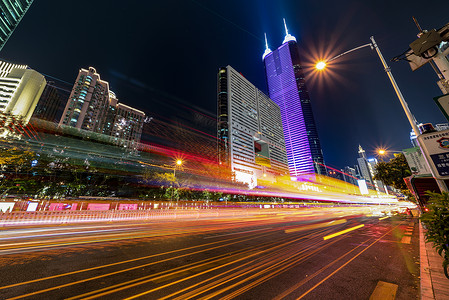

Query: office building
left=357, top=145, right=386, bottom=193
left=0, top=0, right=34, bottom=51
left=0, top=60, right=27, bottom=76
left=263, top=20, right=326, bottom=178
left=341, top=166, right=359, bottom=186
left=32, top=82, right=65, bottom=122
left=59, top=67, right=144, bottom=151
left=217, top=65, right=289, bottom=187
left=0, top=64, right=46, bottom=137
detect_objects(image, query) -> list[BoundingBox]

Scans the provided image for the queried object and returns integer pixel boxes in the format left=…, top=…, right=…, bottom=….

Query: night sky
left=1, top=0, right=448, bottom=170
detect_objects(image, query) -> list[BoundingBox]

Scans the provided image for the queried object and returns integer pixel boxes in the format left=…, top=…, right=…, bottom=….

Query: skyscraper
left=60, top=67, right=144, bottom=152
left=357, top=145, right=386, bottom=193
left=217, top=66, right=289, bottom=187
left=0, top=0, right=34, bottom=51
left=263, top=20, right=326, bottom=178
left=60, top=67, right=110, bottom=131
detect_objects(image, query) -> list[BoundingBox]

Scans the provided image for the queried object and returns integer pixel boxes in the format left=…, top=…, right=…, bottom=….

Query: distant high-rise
left=357, top=145, right=386, bottom=193
left=263, top=20, right=326, bottom=177
left=217, top=66, right=289, bottom=187
left=0, top=0, right=34, bottom=51
left=60, top=67, right=144, bottom=152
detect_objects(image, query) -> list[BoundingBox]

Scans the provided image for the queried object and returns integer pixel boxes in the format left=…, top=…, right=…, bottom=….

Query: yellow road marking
left=401, top=236, right=411, bottom=244
left=369, top=281, right=398, bottom=300
left=323, top=224, right=365, bottom=240
left=379, top=216, right=389, bottom=220
left=285, top=219, right=347, bottom=234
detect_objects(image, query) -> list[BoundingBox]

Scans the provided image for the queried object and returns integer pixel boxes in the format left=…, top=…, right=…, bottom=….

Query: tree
left=373, top=153, right=411, bottom=191
left=0, top=146, right=36, bottom=177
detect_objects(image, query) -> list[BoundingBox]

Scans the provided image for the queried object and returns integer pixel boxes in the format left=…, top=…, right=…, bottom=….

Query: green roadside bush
left=420, top=191, right=449, bottom=279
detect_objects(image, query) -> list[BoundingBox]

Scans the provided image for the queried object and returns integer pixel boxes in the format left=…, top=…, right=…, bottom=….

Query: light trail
left=1, top=228, right=277, bottom=298
left=323, top=224, right=365, bottom=240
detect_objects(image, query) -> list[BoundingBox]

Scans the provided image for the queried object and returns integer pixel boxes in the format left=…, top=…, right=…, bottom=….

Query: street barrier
left=0, top=208, right=266, bottom=227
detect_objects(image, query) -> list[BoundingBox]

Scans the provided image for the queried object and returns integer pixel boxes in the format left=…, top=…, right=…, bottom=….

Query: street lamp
left=171, top=159, right=183, bottom=204
left=174, top=159, right=183, bottom=177
left=377, top=149, right=402, bottom=156
left=316, top=36, right=448, bottom=192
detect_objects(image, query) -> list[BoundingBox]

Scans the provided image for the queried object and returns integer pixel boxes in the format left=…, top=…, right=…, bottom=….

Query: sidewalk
left=419, top=220, right=449, bottom=300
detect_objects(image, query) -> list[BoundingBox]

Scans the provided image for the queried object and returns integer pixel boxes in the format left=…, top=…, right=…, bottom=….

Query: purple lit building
left=263, top=20, right=326, bottom=177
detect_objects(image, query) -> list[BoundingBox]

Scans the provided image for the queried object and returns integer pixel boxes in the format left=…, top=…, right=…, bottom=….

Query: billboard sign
left=417, top=129, right=449, bottom=179
left=357, top=180, right=369, bottom=195
left=402, top=147, right=431, bottom=175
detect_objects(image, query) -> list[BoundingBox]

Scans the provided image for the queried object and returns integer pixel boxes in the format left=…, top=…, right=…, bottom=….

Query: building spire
left=262, top=32, right=272, bottom=60
left=282, top=18, right=297, bottom=43
left=358, top=145, right=366, bottom=159
left=283, top=18, right=289, bottom=36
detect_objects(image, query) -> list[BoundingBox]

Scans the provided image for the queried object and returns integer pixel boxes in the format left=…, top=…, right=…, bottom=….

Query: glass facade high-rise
left=0, top=0, right=34, bottom=51
left=263, top=21, right=326, bottom=177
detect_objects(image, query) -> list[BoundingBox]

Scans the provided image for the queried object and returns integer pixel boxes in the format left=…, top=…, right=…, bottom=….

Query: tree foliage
left=373, top=153, right=411, bottom=191
left=420, top=192, right=449, bottom=278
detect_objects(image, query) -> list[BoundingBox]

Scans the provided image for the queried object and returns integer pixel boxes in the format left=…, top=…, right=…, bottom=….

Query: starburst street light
left=315, top=61, right=326, bottom=70
left=315, top=36, right=447, bottom=192
left=173, top=159, right=183, bottom=178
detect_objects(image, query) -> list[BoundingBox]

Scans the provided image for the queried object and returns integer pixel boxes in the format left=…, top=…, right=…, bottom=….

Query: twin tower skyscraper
left=263, top=19, right=326, bottom=177
left=218, top=19, right=326, bottom=185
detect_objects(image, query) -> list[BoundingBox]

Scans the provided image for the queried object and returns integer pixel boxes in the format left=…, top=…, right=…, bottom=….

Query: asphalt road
left=0, top=209, right=420, bottom=299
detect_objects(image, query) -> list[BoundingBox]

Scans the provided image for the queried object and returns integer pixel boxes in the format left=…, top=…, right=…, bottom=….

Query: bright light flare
left=315, top=61, right=327, bottom=70
left=176, top=159, right=183, bottom=166
left=378, top=149, right=386, bottom=155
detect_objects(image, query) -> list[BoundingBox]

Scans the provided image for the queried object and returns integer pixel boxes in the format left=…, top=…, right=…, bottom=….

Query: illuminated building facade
left=263, top=20, right=326, bottom=177
left=60, top=67, right=110, bottom=131
left=60, top=67, right=144, bottom=151
left=0, top=0, right=34, bottom=51
left=0, top=63, right=46, bottom=137
left=217, top=65, right=289, bottom=187
left=105, top=91, right=145, bottom=151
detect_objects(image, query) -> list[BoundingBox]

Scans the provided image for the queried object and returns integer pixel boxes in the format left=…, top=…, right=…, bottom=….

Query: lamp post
left=316, top=36, right=448, bottom=192
left=171, top=159, right=183, bottom=204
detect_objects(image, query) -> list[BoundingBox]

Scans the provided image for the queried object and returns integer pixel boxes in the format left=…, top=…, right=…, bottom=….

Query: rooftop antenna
left=262, top=32, right=272, bottom=60
left=283, top=18, right=289, bottom=36
left=282, top=18, right=296, bottom=43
